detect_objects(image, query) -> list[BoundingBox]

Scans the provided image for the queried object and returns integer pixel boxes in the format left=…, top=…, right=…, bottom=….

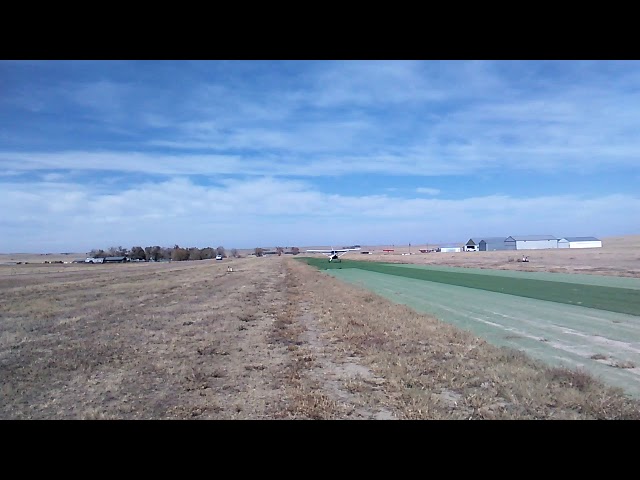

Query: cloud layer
left=1, top=176, right=636, bottom=252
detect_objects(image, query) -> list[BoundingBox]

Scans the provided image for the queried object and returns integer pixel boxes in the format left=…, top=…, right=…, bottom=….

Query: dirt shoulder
left=2, top=256, right=639, bottom=419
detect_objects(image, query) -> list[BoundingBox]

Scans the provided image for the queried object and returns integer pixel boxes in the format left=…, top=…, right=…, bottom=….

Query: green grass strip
left=298, top=258, right=640, bottom=316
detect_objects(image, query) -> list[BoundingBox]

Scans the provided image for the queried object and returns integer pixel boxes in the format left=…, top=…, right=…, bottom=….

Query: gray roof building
left=506, top=235, right=558, bottom=250
left=478, top=237, right=508, bottom=243
left=507, top=235, right=558, bottom=241
left=559, top=236, right=600, bottom=242
left=103, top=256, right=128, bottom=262
left=478, top=237, right=513, bottom=251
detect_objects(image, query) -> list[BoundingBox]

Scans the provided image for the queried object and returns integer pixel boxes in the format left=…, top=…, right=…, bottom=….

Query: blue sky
left=1, top=60, right=639, bottom=252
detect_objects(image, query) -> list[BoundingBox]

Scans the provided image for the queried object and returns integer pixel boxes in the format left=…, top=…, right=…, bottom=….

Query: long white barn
left=558, top=237, right=602, bottom=248
left=505, top=235, right=558, bottom=250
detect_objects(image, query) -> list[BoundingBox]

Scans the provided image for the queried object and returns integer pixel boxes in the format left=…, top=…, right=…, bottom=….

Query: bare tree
left=188, top=247, right=202, bottom=261
left=254, top=247, right=264, bottom=257
left=130, top=246, right=146, bottom=260
left=145, top=246, right=162, bottom=261
left=107, top=246, right=128, bottom=257
left=216, top=246, right=226, bottom=258
left=159, top=247, right=172, bottom=260
left=171, top=246, right=189, bottom=261
left=230, top=248, right=238, bottom=258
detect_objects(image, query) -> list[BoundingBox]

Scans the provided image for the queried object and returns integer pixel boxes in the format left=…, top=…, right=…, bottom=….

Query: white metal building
left=439, top=246, right=462, bottom=253
left=557, top=236, right=602, bottom=249
left=464, top=239, right=479, bottom=251
left=505, top=235, right=558, bottom=250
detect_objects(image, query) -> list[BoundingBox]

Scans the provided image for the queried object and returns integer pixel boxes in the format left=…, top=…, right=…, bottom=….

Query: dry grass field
left=304, top=235, right=640, bottom=277
left=2, top=253, right=640, bottom=419
left=0, top=252, right=87, bottom=264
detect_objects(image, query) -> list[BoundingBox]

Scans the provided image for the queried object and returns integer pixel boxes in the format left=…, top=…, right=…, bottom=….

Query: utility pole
left=409, top=242, right=411, bottom=255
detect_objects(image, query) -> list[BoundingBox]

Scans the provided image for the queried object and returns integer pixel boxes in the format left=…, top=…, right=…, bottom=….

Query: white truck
left=85, top=257, right=104, bottom=264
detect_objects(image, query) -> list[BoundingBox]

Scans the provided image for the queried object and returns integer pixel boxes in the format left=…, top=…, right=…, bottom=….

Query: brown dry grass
left=2, top=254, right=639, bottom=419
left=0, top=252, right=87, bottom=264
left=0, top=258, right=298, bottom=419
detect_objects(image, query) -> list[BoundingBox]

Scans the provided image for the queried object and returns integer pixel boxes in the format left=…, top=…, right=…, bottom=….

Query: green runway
left=300, top=258, right=640, bottom=316
left=386, top=263, right=640, bottom=290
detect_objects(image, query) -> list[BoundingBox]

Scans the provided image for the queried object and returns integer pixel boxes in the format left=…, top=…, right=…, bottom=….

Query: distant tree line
left=88, top=245, right=301, bottom=261
left=88, top=245, right=237, bottom=262
left=253, top=246, right=300, bottom=257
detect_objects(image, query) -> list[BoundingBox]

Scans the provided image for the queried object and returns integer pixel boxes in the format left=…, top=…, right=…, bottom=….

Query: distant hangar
left=465, top=235, right=601, bottom=251
left=465, top=237, right=514, bottom=252
left=558, top=237, right=602, bottom=249
left=505, top=235, right=558, bottom=250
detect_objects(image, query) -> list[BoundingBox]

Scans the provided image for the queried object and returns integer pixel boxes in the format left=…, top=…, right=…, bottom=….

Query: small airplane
left=306, top=247, right=361, bottom=262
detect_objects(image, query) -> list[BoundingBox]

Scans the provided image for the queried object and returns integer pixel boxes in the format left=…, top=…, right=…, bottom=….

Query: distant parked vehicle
left=215, top=254, right=223, bottom=260
left=103, top=256, right=129, bottom=263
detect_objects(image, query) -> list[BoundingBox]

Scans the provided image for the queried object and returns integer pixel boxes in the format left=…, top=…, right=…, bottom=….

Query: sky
left=1, top=60, right=639, bottom=252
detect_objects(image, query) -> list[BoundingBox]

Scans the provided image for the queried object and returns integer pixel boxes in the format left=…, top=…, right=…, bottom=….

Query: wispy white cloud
left=0, top=151, right=243, bottom=176
left=149, top=118, right=375, bottom=154
left=416, top=187, right=440, bottom=195
left=4, top=61, right=640, bottom=175
left=70, top=80, right=130, bottom=113
left=41, top=172, right=66, bottom=182
left=3, top=137, right=638, bottom=178
left=299, top=60, right=508, bottom=108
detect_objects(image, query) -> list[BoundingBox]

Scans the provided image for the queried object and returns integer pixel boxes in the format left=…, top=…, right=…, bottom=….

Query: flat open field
left=304, top=235, right=640, bottom=277
left=2, top=256, right=640, bottom=419
left=0, top=252, right=87, bottom=265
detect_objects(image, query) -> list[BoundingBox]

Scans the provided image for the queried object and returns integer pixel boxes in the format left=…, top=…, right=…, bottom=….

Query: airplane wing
left=306, top=247, right=360, bottom=261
